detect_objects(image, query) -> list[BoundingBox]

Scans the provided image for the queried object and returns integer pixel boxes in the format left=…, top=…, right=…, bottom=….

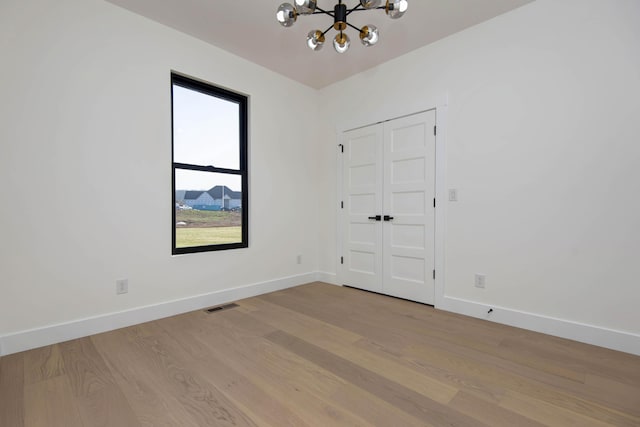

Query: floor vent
left=204, top=303, right=238, bottom=314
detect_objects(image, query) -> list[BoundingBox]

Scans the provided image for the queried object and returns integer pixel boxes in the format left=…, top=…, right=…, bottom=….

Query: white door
left=341, top=123, right=384, bottom=293
left=341, top=110, right=436, bottom=304
left=382, top=111, right=436, bottom=304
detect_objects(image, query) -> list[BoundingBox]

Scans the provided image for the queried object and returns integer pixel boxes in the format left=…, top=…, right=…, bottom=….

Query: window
left=171, top=73, right=248, bottom=254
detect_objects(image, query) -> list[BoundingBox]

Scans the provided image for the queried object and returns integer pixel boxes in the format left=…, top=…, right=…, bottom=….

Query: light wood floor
left=2, top=282, right=639, bottom=426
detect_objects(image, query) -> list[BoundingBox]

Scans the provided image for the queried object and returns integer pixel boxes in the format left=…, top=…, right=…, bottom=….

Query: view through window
left=171, top=73, right=248, bottom=254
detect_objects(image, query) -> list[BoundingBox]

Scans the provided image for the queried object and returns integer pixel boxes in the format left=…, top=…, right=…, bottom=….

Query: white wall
left=319, top=0, right=640, bottom=346
left=2, top=0, right=639, bottom=356
left=0, top=0, right=321, bottom=348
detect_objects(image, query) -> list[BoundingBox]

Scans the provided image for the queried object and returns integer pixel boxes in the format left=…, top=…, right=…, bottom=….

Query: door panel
left=391, top=157, right=426, bottom=183
left=392, top=191, right=425, bottom=215
left=383, top=111, right=436, bottom=304
left=391, top=224, right=425, bottom=249
left=341, top=124, right=383, bottom=293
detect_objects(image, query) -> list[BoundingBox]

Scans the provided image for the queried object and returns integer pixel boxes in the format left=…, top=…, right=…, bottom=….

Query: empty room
left=1, top=0, right=639, bottom=425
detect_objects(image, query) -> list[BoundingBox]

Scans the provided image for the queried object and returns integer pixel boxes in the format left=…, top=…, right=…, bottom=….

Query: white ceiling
left=106, top=0, right=534, bottom=89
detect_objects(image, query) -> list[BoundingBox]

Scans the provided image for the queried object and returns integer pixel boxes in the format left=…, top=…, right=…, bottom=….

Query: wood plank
left=93, top=322, right=259, bottom=427
left=239, top=296, right=364, bottom=345
left=59, top=337, right=141, bottom=427
left=24, top=375, right=84, bottom=427
left=263, top=284, right=512, bottom=357
left=583, top=374, right=640, bottom=416
left=499, top=390, right=617, bottom=427
left=0, top=353, right=25, bottom=427
left=260, top=284, right=421, bottom=349
left=241, top=296, right=459, bottom=404
left=297, top=283, right=511, bottom=344
left=156, top=314, right=323, bottom=427
left=353, top=338, right=508, bottom=404
left=91, top=329, right=197, bottom=427
left=266, top=329, right=485, bottom=426
left=188, top=307, right=433, bottom=426
left=288, top=285, right=589, bottom=383
left=263, top=286, right=635, bottom=423
left=263, top=284, right=637, bottom=415
left=23, top=344, right=65, bottom=385
left=162, top=308, right=417, bottom=427
left=255, top=283, right=640, bottom=424
left=140, top=317, right=310, bottom=427
left=449, top=390, right=545, bottom=427
left=220, top=307, right=439, bottom=427
left=404, top=341, right=640, bottom=426
left=500, top=335, right=640, bottom=386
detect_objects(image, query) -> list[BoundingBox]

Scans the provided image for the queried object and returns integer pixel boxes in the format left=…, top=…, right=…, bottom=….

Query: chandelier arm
left=345, top=21, right=362, bottom=32
left=321, top=23, right=335, bottom=36
left=312, top=6, right=334, bottom=18
left=345, top=3, right=364, bottom=16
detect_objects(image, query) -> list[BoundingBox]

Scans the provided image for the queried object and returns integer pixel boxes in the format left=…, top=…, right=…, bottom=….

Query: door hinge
left=338, top=144, right=344, bottom=153
left=433, top=198, right=436, bottom=208
left=341, top=256, right=344, bottom=265
left=434, top=126, right=437, bottom=136
left=433, top=270, right=436, bottom=280
left=341, top=201, right=344, bottom=209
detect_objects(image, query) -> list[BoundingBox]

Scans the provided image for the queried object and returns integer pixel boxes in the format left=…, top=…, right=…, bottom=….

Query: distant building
left=176, top=186, right=241, bottom=211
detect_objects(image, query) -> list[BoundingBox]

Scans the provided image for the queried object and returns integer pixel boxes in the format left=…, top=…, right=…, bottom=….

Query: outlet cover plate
left=116, top=279, right=129, bottom=295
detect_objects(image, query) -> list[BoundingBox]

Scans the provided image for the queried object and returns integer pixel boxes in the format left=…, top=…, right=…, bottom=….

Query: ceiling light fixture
left=276, top=0, right=408, bottom=54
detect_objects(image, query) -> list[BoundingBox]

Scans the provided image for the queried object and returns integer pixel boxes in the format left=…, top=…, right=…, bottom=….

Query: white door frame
left=336, top=95, right=448, bottom=308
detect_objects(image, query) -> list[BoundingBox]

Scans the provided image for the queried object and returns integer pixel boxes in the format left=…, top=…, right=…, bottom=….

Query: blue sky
left=173, top=85, right=241, bottom=191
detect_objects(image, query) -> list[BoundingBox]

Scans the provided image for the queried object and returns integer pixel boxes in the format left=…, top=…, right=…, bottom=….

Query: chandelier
left=276, top=0, right=409, bottom=54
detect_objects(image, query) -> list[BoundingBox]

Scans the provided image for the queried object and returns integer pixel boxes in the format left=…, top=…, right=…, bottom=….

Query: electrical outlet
left=449, top=189, right=458, bottom=201
left=297, top=255, right=302, bottom=265
left=474, top=274, right=486, bottom=289
left=116, top=279, right=128, bottom=295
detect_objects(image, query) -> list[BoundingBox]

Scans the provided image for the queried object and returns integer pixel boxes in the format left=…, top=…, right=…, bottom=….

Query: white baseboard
left=3, top=274, right=638, bottom=357
left=438, top=295, right=640, bottom=356
left=316, top=274, right=640, bottom=356
left=315, top=271, right=338, bottom=285
left=0, top=272, right=316, bottom=357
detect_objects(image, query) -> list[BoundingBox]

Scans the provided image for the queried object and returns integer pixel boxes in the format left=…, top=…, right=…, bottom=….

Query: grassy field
left=176, top=209, right=241, bottom=227
left=175, top=210, right=242, bottom=247
left=176, top=226, right=242, bottom=247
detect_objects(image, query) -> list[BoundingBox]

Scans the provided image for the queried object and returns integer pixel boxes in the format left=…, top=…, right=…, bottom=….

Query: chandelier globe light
left=276, top=0, right=408, bottom=54
left=295, top=0, right=317, bottom=15
left=333, top=33, right=351, bottom=53
left=307, top=30, right=326, bottom=51
left=359, top=25, right=379, bottom=47
left=276, top=3, right=297, bottom=27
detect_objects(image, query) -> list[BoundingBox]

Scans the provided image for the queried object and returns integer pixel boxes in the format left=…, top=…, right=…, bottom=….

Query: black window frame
left=171, top=73, right=249, bottom=255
